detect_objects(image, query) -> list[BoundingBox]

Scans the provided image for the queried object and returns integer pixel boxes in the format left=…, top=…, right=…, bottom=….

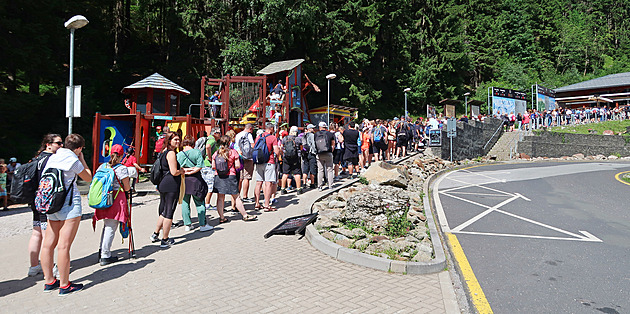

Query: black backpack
left=34, top=168, right=75, bottom=214
left=215, top=154, right=230, bottom=178
left=284, top=136, right=298, bottom=159
left=315, top=131, right=332, bottom=153
left=150, top=153, right=164, bottom=185
left=11, top=154, right=50, bottom=204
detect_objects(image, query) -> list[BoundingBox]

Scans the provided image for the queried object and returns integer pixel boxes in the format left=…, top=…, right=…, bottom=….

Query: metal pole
left=327, top=79, right=330, bottom=126
left=68, top=28, right=75, bottom=135
left=404, top=92, right=408, bottom=120
left=465, top=95, right=468, bottom=117
left=450, top=136, right=453, bottom=162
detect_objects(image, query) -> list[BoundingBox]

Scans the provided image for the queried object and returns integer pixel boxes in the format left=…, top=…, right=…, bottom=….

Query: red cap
left=280, top=130, right=288, bottom=137
left=111, top=144, right=124, bottom=155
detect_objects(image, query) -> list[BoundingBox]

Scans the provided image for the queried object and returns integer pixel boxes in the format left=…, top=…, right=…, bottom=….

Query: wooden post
left=92, top=112, right=101, bottom=172
left=135, top=111, right=142, bottom=164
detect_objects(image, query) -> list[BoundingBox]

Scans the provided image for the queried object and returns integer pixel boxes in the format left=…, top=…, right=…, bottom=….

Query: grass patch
left=622, top=173, right=630, bottom=184
left=548, top=120, right=630, bottom=136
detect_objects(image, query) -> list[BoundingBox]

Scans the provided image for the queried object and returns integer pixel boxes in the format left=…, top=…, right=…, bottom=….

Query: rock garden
left=313, top=154, right=486, bottom=263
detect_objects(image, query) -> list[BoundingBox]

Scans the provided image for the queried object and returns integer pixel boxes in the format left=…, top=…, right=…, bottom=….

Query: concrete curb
left=303, top=153, right=447, bottom=274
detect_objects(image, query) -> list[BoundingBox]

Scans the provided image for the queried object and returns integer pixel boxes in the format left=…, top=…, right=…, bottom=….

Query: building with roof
left=556, top=72, right=630, bottom=108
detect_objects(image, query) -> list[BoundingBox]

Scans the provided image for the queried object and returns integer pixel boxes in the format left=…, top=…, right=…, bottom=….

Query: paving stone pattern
left=0, top=178, right=451, bottom=313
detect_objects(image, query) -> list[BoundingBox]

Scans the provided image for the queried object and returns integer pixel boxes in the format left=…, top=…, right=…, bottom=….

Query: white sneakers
left=184, top=225, right=193, bottom=232
left=28, top=264, right=57, bottom=277
left=27, top=264, right=42, bottom=277
left=199, top=224, right=214, bottom=232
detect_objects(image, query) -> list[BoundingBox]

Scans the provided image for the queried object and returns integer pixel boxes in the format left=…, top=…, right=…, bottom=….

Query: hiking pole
left=127, top=191, right=136, bottom=258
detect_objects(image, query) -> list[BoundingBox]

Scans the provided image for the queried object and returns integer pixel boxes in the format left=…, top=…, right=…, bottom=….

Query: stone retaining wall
left=519, top=131, right=630, bottom=157
left=434, top=118, right=504, bottom=161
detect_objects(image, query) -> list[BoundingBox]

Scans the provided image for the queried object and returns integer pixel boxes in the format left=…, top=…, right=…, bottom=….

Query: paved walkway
left=0, top=175, right=458, bottom=313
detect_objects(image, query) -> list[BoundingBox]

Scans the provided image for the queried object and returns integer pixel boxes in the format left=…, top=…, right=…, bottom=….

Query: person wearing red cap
left=93, top=144, right=131, bottom=266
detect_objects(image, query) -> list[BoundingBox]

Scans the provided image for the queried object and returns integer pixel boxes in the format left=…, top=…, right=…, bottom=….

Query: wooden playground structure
left=91, top=59, right=322, bottom=171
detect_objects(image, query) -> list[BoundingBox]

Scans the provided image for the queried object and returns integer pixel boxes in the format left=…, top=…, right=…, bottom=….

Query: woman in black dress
left=150, top=132, right=183, bottom=248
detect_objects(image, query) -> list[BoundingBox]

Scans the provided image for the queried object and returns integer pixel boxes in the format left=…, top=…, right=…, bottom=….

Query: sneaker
left=271, top=198, right=278, bottom=205
left=184, top=225, right=193, bottom=232
left=44, top=279, right=60, bottom=292
left=28, top=264, right=42, bottom=277
left=160, top=238, right=175, bottom=248
left=199, top=224, right=214, bottom=232
left=281, top=189, right=287, bottom=195
left=334, top=176, right=340, bottom=181
left=150, top=232, right=160, bottom=243
left=318, top=187, right=323, bottom=192
left=296, top=188, right=303, bottom=195
left=286, top=187, right=296, bottom=193
left=58, top=282, right=83, bottom=296
left=52, top=264, right=58, bottom=278
left=206, top=205, right=217, bottom=211
left=242, top=197, right=254, bottom=203
left=99, top=256, right=119, bottom=266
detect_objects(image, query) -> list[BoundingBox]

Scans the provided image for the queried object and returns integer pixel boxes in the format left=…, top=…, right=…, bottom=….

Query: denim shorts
left=47, top=195, right=82, bottom=221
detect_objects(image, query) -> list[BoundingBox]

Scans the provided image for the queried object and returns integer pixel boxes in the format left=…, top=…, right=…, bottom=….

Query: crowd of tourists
left=496, top=105, right=630, bottom=132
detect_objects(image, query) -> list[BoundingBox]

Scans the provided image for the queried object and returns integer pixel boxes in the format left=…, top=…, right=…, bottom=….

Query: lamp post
left=64, top=15, right=89, bottom=135
left=326, top=73, right=337, bottom=125
left=464, top=92, right=471, bottom=117
left=403, top=88, right=411, bottom=119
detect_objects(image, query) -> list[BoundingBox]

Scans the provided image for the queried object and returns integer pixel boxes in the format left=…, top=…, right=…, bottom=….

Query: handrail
left=483, top=122, right=504, bottom=150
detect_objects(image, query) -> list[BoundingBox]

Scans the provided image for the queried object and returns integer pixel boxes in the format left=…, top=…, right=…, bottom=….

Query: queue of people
left=13, top=115, right=430, bottom=296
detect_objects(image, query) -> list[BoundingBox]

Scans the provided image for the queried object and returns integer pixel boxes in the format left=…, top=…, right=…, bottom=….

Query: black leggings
left=158, top=192, right=178, bottom=220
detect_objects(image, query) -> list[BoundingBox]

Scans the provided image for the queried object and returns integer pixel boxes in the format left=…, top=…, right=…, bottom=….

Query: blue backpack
left=88, top=164, right=122, bottom=209
left=253, top=134, right=271, bottom=164
left=374, top=126, right=385, bottom=142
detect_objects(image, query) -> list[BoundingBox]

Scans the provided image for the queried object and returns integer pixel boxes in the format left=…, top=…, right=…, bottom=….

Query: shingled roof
left=257, top=59, right=304, bottom=75
left=121, top=73, right=190, bottom=95
left=556, top=72, right=630, bottom=93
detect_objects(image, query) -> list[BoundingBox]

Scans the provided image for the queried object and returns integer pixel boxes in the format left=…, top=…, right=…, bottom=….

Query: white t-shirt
left=43, top=148, right=85, bottom=203
left=234, top=130, right=254, bottom=154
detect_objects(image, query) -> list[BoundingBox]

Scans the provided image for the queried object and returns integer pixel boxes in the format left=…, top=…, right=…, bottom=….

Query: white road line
left=447, top=191, right=508, bottom=197
left=493, top=208, right=589, bottom=239
left=444, top=176, right=515, bottom=196
left=452, top=195, right=521, bottom=232
left=460, top=169, right=509, bottom=183
left=453, top=231, right=602, bottom=242
left=433, top=172, right=452, bottom=232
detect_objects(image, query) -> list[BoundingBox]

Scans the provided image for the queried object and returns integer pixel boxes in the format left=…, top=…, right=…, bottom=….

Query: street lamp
left=326, top=73, right=337, bottom=125
left=64, top=15, right=89, bottom=135
left=464, top=92, right=471, bottom=117
left=403, top=88, right=411, bottom=119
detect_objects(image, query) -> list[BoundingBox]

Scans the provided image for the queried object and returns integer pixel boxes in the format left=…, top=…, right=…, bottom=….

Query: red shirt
left=123, top=155, right=137, bottom=167
left=255, top=132, right=278, bottom=164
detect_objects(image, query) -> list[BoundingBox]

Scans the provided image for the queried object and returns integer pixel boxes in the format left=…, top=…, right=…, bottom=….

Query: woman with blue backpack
left=92, top=144, right=131, bottom=266
left=39, top=134, right=92, bottom=296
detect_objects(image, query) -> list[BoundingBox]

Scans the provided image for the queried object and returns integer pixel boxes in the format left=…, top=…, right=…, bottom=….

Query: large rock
left=412, top=250, right=432, bottom=262
left=363, top=161, right=410, bottom=188
left=354, top=238, right=371, bottom=250
left=339, top=185, right=410, bottom=232
left=315, top=216, right=339, bottom=229
left=331, top=227, right=354, bottom=238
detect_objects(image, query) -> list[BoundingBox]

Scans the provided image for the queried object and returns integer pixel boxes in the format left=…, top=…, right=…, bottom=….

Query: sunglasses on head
left=52, top=141, right=63, bottom=145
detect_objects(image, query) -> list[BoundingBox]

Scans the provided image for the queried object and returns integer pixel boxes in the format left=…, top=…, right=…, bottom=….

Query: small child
left=0, top=164, right=8, bottom=210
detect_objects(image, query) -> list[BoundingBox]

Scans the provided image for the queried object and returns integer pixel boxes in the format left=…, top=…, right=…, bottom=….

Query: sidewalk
left=0, top=174, right=458, bottom=313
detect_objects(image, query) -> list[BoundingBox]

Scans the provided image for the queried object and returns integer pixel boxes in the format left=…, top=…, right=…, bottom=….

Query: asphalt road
left=434, top=161, right=630, bottom=314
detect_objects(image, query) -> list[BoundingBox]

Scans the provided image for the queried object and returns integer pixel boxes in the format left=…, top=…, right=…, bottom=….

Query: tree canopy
left=2, top=0, right=630, bottom=161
